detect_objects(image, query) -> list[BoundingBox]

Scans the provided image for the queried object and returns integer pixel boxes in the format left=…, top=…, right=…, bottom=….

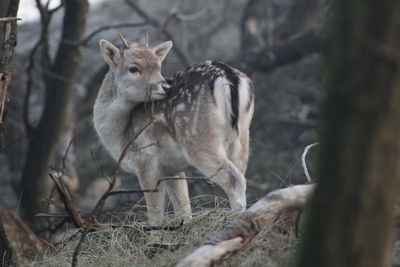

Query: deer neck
left=93, top=71, right=141, bottom=146
left=94, top=71, right=138, bottom=118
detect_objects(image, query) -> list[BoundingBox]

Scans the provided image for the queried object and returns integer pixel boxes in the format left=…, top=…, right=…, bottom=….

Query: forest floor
left=27, top=196, right=400, bottom=267
left=30, top=198, right=300, bottom=267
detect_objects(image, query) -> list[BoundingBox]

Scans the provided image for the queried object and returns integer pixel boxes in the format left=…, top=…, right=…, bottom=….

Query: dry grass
left=27, top=196, right=300, bottom=267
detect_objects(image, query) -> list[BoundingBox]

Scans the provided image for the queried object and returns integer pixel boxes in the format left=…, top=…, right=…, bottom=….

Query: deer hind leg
left=231, top=129, right=250, bottom=174
left=164, top=172, right=192, bottom=222
left=186, top=148, right=246, bottom=211
left=137, top=167, right=166, bottom=226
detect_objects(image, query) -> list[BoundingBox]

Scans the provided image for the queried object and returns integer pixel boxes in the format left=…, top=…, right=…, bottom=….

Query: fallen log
left=176, top=184, right=315, bottom=267
left=0, top=207, right=44, bottom=265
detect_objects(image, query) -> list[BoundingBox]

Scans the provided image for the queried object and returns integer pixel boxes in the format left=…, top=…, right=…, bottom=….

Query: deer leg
left=137, top=168, right=166, bottom=226
left=187, top=149, right=247, bottom=211
left=164, top=172, right=192, bottom=222
left=233, top=129, right=250, bottom=174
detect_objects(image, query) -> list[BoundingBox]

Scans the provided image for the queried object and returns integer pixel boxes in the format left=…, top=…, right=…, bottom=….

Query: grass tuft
left=29, top=196, right=299, bottom=267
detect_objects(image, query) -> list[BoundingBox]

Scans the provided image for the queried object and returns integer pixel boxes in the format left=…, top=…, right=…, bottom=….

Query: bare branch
left=90, top=120, right=154, bottom=217
left=234, top=26, right=326, bottom=73
left=0, top=17, right=21, bottom=22
left=177, top=184, right=315, bottom=267
left=302, top=142, right=319, bottom=182
left=48, top=173, right=87, bottom=228
left=0, top=134, right=28, bottom=153
left=124, top=0, right=190, bottom=65
left=76, top=22, right=148, bottom=46
left=71, top=230, right=87, bottom=267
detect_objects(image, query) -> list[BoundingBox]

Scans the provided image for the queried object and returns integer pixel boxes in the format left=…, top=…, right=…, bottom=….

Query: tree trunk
left=0, top=0, right=20, bottom=146
left=298, top=1, right=400, bottom=267
left=19, top=0, right=89, bottom=228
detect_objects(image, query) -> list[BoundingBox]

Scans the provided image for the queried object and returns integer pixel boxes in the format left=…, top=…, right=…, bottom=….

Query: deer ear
left=152, top=41, right=173, bottom=62
left=99, top=39, right=120, bottom=67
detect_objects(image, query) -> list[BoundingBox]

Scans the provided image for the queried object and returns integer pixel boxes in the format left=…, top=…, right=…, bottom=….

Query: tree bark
left=0, top=0, right=20, bottom=146
left=19, top=0, right=89, bottom=228
left=298, top=1, right=400, bottom=267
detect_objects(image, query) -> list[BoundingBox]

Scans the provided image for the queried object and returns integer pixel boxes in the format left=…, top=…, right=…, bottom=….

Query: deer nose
left=161, top=81, right=171, bottom=95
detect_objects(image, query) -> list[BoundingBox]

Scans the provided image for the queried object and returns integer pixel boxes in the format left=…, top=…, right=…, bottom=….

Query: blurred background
left=0, top=0, right=324, bottom=216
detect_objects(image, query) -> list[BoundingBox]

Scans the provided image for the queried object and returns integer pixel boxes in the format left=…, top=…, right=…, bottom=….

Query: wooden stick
left=0, top=17, right=21, bottom=22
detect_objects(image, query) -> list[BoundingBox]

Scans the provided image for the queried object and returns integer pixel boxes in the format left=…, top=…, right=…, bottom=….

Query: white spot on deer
left=213, top=77, right=232, bottom=124
left=238, top=77, right=254, bottom=131
left=191, top=99, right=201, bottom=134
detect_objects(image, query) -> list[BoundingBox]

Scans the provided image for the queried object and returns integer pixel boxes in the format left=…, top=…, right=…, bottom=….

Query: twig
left=40, top=198, right=65, bottom=209
left=53, top=228, right=82, bottom=248
left=0, top=134, right=27, bottom=153
left=90, top=121, right=154, bottom=217
left=106, top=188, right=159, bottom=196
left=48, top=173, right=87, bottom=228
left=71, top=230, right=87, bottom=267
left=75, top=22, right=148, bottom=46
left=112, top=220, right=184, bottom=231
left=105, top=177, right=214, bottom=197
left=61, top=127, right=77, bottom=172
left=124, top=0, right=190, bottom=65
left=271, top=171, right=289, bottom=186
left=301, top=142, right=319, bottom=182
left=0, top=17, right=21, bottom=22
left=36, top=212, right=68, bottom=218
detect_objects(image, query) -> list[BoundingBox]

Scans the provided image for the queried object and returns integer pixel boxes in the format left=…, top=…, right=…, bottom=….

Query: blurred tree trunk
left=19, top=0, right=89, bottom=228
left=298, top=1, right=400, bottom=267
left=0, top=0, right=20, bottom=146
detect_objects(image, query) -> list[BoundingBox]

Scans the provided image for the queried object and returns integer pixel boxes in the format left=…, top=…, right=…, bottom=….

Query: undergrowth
left=29, top=196, right=299, bottom=267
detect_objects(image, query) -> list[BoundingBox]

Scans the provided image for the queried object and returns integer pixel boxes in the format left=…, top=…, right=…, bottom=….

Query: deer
left=93, top=36, right=254, bottom=226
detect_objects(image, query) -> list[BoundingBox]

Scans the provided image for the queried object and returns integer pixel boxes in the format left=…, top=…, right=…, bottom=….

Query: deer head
left=99, top=38, right=173, bottom=102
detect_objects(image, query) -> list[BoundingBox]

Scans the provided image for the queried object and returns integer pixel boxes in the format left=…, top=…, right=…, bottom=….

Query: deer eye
left=129, top=66, right=140, bottom=74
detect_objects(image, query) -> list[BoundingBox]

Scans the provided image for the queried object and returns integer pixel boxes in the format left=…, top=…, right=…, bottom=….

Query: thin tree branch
left=0, top=17, right=21, bottom=22
left=234, top=26, right=326, bottom=73
left=89, top=120, right=154, bottom=217
left=302, top=142, right=319, bottom=182
left=71, top=230, right=87, bottom=267
left=124, top=0, right=190, bottom=65
left=75, top=22, right=149, bottom=46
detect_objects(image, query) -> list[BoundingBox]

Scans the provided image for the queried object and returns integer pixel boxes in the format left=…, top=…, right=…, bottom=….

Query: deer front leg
left=187, top=149, right=247, bottom=211
left=137, top=168, right=166, bottom=226
left=164, top=172, right=192, bottom=222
